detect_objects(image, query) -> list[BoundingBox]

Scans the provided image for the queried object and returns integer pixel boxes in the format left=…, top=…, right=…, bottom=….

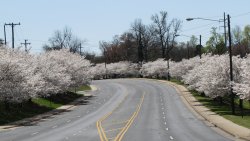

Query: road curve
left=0, top=79, right=231, bottom=141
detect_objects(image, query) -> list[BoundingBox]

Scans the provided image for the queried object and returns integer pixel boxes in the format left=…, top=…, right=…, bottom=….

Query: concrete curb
left=158, top=80, right=250, bottom=141
left=0, top=85, right=97, bottom=132
left=90, top=85, right=97, bottom=91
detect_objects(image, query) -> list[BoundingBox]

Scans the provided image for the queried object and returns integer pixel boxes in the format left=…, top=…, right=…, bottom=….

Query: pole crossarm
left=21, top=39, right=31, bottom=52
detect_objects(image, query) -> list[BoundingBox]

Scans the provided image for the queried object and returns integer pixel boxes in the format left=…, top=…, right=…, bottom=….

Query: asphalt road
left=0, top=79, right=232, bottom=141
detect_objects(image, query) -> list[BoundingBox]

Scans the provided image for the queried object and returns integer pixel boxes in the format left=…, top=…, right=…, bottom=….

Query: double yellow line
left=97, top=112, right=111, bottom=141
left=114, top=93, right=145, bottom=141
left=96, top=93, right=145, bottom=141
left=96, top=94, right=128, bottom=141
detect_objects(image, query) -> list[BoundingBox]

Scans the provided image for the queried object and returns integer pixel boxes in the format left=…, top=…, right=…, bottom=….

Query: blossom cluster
left=140, top=54, right=249, bottom=100
left=0, top=47, right=91, bottom=103
left=89, top=61, right=140, bottom=79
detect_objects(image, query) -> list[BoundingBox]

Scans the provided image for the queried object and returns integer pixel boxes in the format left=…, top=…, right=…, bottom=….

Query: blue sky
left=0, top=0, right=250, bottom=54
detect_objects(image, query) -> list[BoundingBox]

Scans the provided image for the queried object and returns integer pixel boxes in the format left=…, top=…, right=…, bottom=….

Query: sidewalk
left=0, top=85, right=97, bottom=132
left=160, top=80, right=250, bottom=141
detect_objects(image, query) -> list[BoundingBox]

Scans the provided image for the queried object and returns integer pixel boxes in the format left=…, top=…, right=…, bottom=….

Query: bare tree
left=131, top=19, right=146, bottom=64
left=232, top=25, right=243, bottom=45
left=119, top=32, right=136, bottom=61
left=151, top=11, right=181, bottom=59
left=43, top=27, right=86, bottom=54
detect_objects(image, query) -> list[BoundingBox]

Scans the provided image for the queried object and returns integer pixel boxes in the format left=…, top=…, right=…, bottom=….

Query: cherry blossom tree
left=233, top=55, right=250, bottom=100
left=0, top=47, right=91, bottom=104
left=182, top=54, right=241, bottom=98
left=140, top=59, right=168, bottom=78
left=89, top=61, right=139, bottom=79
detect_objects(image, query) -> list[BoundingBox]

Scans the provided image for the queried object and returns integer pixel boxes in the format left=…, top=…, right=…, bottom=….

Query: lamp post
left=186, top=17, right=223, bottom=22
left=186, top=16, right=226, bottom=50
left=104, top=48, right=107, bottom=79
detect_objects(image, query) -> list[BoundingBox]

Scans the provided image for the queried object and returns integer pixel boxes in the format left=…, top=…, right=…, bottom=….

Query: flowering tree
left=169, top=56, right=201, bottom=80
left=233, top=55, right=250, bottom=100
left=140, top=59, right=169, bottom=78
left=182, top=54, right=241, bottom=98
left=34, top=49, right=91, bottom=97
left=0, top=48, right=32, bottom=103
left=88, top=63, right=106, bottom=80
left=0, top=47, right=91, bottom=104
left=90, top=61, right=139, bottom=79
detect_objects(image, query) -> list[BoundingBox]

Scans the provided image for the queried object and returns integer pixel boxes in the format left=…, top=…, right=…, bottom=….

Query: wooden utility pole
left=199, top=35, right=202, bottom=59
left=79, top=43, right=83, bottom=56
left=4, top=24, right=7, bottom=45
left=224, top=12, right=227, bottom=48
left=227, top=14, right=235, bottom=115
left=21, top=39, right=31, bottom=53
left=187, top=42, right=190, bottom=60
left=5, top=22, right=21, bottom=49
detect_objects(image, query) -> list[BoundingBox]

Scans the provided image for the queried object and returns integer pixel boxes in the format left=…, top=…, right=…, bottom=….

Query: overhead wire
left=232, top=12, right=250, bottom=18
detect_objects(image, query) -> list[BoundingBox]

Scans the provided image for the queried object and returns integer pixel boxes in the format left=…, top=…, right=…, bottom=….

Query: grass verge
left=68, top=85, right=91, bottom=93
left=170, top=79, right=250, bottom=129
left=0, top=85, right=90, bottom=125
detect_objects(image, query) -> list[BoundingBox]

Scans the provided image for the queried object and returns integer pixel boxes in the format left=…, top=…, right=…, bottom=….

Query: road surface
left=0, top=79, right=232, bottom=141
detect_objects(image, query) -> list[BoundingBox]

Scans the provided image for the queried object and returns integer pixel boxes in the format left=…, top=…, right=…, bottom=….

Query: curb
left=90, top=85, right=98, bottom=91
left=159, top=80, right=250, bottom=141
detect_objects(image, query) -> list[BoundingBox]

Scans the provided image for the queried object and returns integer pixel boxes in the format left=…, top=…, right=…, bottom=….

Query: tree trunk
left=218, top=96, right=223, bottom=105
left=4, top=100, right=10, bottom=111
left=239, top=99, right=244, bottom=118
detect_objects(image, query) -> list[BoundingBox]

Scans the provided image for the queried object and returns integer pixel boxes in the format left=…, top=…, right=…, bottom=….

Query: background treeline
left=92, top=11, right=250, bottom=63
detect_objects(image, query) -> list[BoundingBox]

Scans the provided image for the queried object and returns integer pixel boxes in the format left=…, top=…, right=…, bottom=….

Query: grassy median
left=0, top=85, right=90, bottom=125
left=170, top=79, right=250, bottom=129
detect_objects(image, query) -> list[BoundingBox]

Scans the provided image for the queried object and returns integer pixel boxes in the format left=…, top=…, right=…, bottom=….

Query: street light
left=104, top=48, right=107, bottom=79
left=186, top=17, right=223, bottom=22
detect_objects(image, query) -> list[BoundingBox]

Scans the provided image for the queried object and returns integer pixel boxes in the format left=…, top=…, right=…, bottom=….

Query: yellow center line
left=96, top=121, right=104, bottom=141
left=97, top=92, right=145, bottom=141
left=96, top=93, right=128, bottom=141
left=114, top=93, right=145, bottom=141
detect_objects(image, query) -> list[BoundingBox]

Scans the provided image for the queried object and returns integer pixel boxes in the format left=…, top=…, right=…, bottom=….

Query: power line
left=232, top=11, right=250, bottom=18
left=182, top=22, right=217, bottom=32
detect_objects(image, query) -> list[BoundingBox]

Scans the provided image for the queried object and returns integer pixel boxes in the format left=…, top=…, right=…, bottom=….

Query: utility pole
left=224, top=12, right=227, bottom=48
left=79, top=43, right=83, bottom=56
left=187, top=42, right=190, bottom=60
left=5, top=22, right=21, bottom=49
left=199, top=35, right=202, bottom=59
left=104, top=48, right=107, bottom=79
left=4, top=24, right=7, bottom=45
left=227, top=14, right=235, bottom=115
left=21, top=39, right=31, bottom=53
